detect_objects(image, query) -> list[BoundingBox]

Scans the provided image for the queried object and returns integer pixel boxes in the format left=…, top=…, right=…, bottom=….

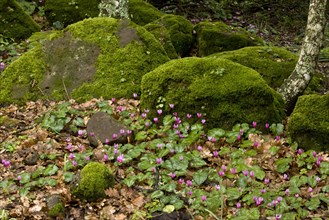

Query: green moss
left=67, top=18, right=169, bottom=101
left=195, top=21, right=264, bottom=57
left=150, top=14, right=193, bottom=57
left=210, top=46, right=298, bottom=89
left=72, top=162, right=114, bottom=202
left=0, top=17, right=169, bottom=105
left=141, top=57, right=285, bottom=130
left=0, top=0, right=40, bottom=40
left=45, top=0, right=101, bottom=27
left=287, top=94, right=329, bottom=151
left=48, top=203, right=64, bottom=217
left=128, top=0, right=164, bottom=26
left=0, top=45, right=46, bottom=105
left=144, top=23, right=178, bottom=59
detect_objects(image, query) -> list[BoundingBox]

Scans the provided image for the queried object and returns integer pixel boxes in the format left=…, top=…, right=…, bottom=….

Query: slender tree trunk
left=277, top=0, right=327, bottom=113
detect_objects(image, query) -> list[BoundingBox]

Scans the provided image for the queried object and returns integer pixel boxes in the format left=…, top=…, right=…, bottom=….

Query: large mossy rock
left=141, top=57, right=285, bottom=129
left=287, top=94, right=329, bottom=152
left=0, top=17, right=169, bottom=105
left=0, top=0, right=40, bottom=40
left=71, top=162, right=114, bottom=202
left=45, top=0, right=101, bottom=28
left=146, top=15, right=193, bottom=57
left=128, top=0, right=164, bottom=26
left=210, top=46, right=298, bottom=89
left=195, top=21, right=264, bottom=57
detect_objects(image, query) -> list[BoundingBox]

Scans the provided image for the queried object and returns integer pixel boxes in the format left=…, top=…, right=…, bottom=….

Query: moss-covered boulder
left=129, top=0, right=164, bottom=26
left=141, top=57, right=285, bottom=129
left=0, top=17, right=169, bottom=105
left=287, top=94, right=329, bottom=151
left=195, top=21, right=264, bottom=57
left=0, top=0, right=40, bottom=40
left=210, top=46, right=298, bottom=89
left=144, top=23, right=178, bottom=59
left=71, top=162, right=114, bottom=202
left=45, top=0, right=101, bottom=28
left=146, top=14, right=193, bottom=57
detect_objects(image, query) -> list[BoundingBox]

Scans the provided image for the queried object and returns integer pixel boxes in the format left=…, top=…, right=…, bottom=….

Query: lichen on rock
left=71, top=162, right=114, bottom=202
left=141, top=57, right=285, bottom=130
left=287, top=94, right=329, bottom=151
left=194, top=21, right=264, bottom=57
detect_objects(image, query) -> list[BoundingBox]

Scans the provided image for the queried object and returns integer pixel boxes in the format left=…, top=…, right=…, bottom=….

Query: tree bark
left=277, top=0, right=327, bottom=114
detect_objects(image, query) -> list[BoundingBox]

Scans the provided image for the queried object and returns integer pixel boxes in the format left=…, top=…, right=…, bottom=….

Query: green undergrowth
left=1, top=99, right=329, bottom=219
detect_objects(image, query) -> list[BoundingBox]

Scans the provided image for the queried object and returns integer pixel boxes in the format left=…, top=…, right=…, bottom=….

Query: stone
left=146, top=14, right=193, bottom=57
left=194, top=21, right=264, bottom=57
left=141, top=57, right=285, bottom=130
left=0, top=0, right=40, bottom=40
left=210, top=46, right=297, bottom=89
left=287, top=94, right=329, bottom=151
left=47, top=194, right=65, bottom=217
left=86, top=111, right=129, bottom=147
left=0, top=17, right=169, bottom=105
left=71, top=162, right=114, bottom=202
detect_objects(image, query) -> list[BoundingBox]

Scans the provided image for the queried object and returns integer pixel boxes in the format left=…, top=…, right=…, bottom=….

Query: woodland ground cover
left=0, top=98, right=329, bottom=219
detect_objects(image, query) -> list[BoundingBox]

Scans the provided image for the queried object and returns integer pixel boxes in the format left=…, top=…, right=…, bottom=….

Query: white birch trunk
left=277, top=0, right=327, bottom=112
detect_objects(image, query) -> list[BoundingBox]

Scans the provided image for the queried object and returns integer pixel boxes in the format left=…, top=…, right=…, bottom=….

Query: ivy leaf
left=193, top=169, right=208, bottom=186
left=275, top=157, right=292, bottom=173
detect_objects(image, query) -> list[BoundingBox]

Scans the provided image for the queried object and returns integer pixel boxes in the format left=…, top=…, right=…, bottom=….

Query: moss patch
left=210, top=46, right=298, bottom=89
left=72, top=162, right=114, bottom=202
left=287, top=94, right=329, bottom=151
left=194, top=21, right=264, bottom=57
left=149, top=14, right=193, bottom=57
left=128, top=0, right=164, bottom=26
left=0, top=17, right=169, bottom=105
left=141, top=57, right=285, bottom=130
left=45, top=0, right=101, bottom=28
left=0, top=0, right=40, bottom=40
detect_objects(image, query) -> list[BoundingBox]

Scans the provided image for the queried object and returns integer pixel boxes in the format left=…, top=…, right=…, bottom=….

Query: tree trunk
left=277, top=0, right=327, bottom=114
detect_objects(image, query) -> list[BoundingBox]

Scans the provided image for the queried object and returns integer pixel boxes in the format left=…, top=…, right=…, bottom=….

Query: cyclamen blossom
left=179, top=178, right=185, bottom=184
left=156, top=158, right=162, bottom=164
left=169, top=104, right=174, bottom=109
left=265, top=123, right=270, bottom=129
left=169, top=172, right=176, bottom=179
left=112, top=133, right=118, bottom=140
left=69, top=153, right=75, bottom=160
left=197, top=113, right=202, bottom=118
left=157, top=109, right=162, bottom=115
left=249, top=171, right=255, bottom=178
left=197, top=146, right=203, bottom=151
left=236, top=202, right=241, bottom=208
left=104, top=154, right=109, bottom=161
left=213, top=151, right=219, bottom=157
left=231, top=167, right=237, bottom=174
left=186, top=180, right=192, bottom=187
left=119, top=129, right=125, bottom=135
left=218, top=171, right=225, bottom=177
left=242, top=170, right=249, bottom=176
left=201, top=195, right=207, bottom=202
left=127, top=130, right=132, bottom=136
left=252, top=121, right=257, bottom=128
left=186, top=114, right=192, bottom=119
left=201, top=119, right=206, bottom=124
left=153, top=118, right=158, bottom=123
left=117, top=154, right=124, bottom=163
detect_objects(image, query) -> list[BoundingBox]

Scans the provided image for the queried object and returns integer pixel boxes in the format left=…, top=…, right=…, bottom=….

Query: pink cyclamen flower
left=111, top=97, right=116, bottom=102
left=133, top=93, right=138, bottom=99
left=89, top=132, right=94, bottom=137
left=117, top=106, right=123, bottom=112
left=85, top=156, right=90, bottom=161
left=236, top=202, right=241, bottom=209
left=157, top=109, right=162, bottom=115
left=187, top=190, right=192, bottom=196
left=186, top=180, right=192, bottom=187
left=169, top=104, right=174, bottom=109
left=156, top=158, right=162, bottom=164
left=308, top=187, right=313, bottom=193
left=295, top=194, right=299, bottom=198
left=105, top=138, right=109, bottom=144
left=116, top=154, right=124, bottom=163
left=265, top=123, right=270, bottom=129
left=213, top=151, right=219, bottom=157
left=316, top=177, right=321, bottom=182
left=215, top=185, right=220, bottom=191
left=141, top=113, right=147, bottom=119
left=231, top=168, right=237, bottom=174
left=17, top=175, right=21, bottom=181
left=169, top=172, right=176, bottom=179
left=283, top=174, right=288, bottom=180
left=112, top=133, right=118, bottom=140
left=104, top=154, right=109, bottom=161
left=253, top=142, right=259, bottom=148
left=297, top=149, right=303, bottom=155
left=285, top=189, right=290, bottom=195
left=114, top=148, right=118, bottom=154
left=275, top=214, right=282, bottom=220
left=218, top=171, right=225, bottom=177
left=186, top=114, right=192, bottom=119
left=201, top=195, right=207, bottom=202
left=260, top=189, right=266, bottom=194
left=153, top=118, right=158, bottom=123
left=275, top=135, right=280, bottom=141
left=78, top=130, right=84, bottom=137
left=242, top=170, right=249, bottom=176
left=312, top=151, right=317, bottom=157
left=69, top=153, right=75, bottom=160
left=221, top=165, right=227, bottom=172
left=119, top=129, right=125, bottom=135
left=252, top=121, right=257, bottom=128
left=249, top=171, right=255, bottom=178
left=72, top=161, right=77, bottom=166
left=197, top=113, right=202, bottom=118
left=277, top=196, right=283, bottom=203
left=67, top=143, right=73, bottom=151
left=201, top=119, right=206, bottom=124
left=127, top=130, right=132, bottom=136
left=144, top=109, right=150, bottom=113
left=237, top=134, right=241, bottom=141
left=197, top=146, right=203, bottom=151
left=179, top=178, right=185, bottom=184
left=264, top=178, right=270, bottom=185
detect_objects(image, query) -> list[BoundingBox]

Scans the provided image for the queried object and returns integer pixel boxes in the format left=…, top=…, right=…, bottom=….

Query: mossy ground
left=195, top=21, right=264, bottom=57
left=210, top=46, right=298, bottom=89
left=287, top=94, right=329, bottom=151
left=48, top=203, right=65, bottom=217
left=141, top=57, right=285, bottom=130
left=72, top=162, right=114, bottom=202
left=0, top=0, right=40, bottom=40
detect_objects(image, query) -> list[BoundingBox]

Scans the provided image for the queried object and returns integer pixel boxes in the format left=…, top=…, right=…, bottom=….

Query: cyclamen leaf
left=320, top=162, right=329, bottom=175
left=135, top=131, right=147, bottom=141
left=275, top=158, right=292, bottom=173
left=305, top=197, right=320, bottom=210
left=44, top=164, right=59, bottom=176
left=193, top=169, right=208, bottom=186
left=151, top=190, right=164, bottom=199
